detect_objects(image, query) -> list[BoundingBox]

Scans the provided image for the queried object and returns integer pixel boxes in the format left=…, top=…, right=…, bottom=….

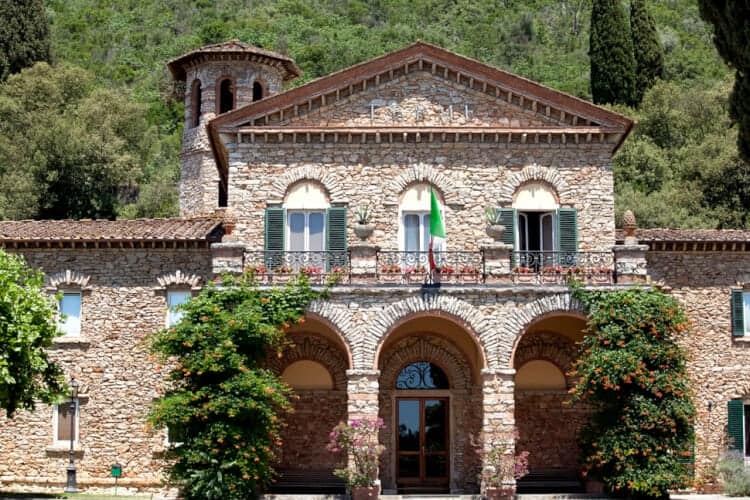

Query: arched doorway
left=376, top=313, right=485, bottom=494
left=266, top=315, right=351, bottom=483
left=512, top=313, right=589, bottom=493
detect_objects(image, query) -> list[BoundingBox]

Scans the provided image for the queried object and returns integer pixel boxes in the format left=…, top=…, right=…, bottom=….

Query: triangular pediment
left=210, top=41, right=632, bottom=132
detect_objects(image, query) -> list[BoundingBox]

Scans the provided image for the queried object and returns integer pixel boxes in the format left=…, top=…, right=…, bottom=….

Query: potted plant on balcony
left=485, top=207, right=506, bottom=242
left=513, top=266, right=536, bottom=284
left=404, top=264, right=427, bottom=284
left=327, top=418, right=385, bottom=500
left=245, top=264, right=268, bottom=284
left=379, top=263, right=402, bottom=284
left=272, top=264, right=294, bottom=284
left=353, top=204, right=374, bottom=240
left=300, top=265, right=323, bottom=284
left=473, top=427, right=529, bottom=500
left=588, top=266, right=613, bottom=284
left=459, top=265, right=481, bottom=284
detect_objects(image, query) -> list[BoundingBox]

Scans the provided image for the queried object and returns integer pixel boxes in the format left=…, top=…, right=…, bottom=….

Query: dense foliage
left=630, top=0, right=664, bottom=105
left=590, top=0, right=636, bottom=106
left=570, top=286, right=695, bottom=499
left=0, top=62, right=176, bottom=220
left=0, top=0, right=51, bottom=81
left=149, top=274, right=322, bottom=500
left=0, top=249, right=64, bottom=417
left=716, top=452, right=750, bottom=496
left=698, top=1, right=750, bottom=164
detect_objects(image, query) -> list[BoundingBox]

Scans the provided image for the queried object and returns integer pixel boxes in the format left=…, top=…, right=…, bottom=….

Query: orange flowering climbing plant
left=148, top=272, right=327, bottom=499
left=568, top=284, right=695, bottom=499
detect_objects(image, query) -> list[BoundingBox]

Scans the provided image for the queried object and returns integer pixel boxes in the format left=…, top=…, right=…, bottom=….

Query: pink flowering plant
left=327, top=417, right=385, bottom=488
left=472, top=427, right=529, bottom=489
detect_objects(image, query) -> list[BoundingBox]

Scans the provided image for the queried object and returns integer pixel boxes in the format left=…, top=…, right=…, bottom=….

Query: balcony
left=242, top=250, right=618, bottom=286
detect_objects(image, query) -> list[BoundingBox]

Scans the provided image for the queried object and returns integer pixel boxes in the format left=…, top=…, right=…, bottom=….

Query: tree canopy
left=590, top=0, right=637, bottom=106
left=0, top=0, right=51, bottom=81
left=0, top=249, right=64, bottom=417
left=631, top=0, right=664, bottom=105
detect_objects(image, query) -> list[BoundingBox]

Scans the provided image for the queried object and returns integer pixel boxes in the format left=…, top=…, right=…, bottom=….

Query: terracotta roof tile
left=616, top=228, right=750, bottom=242
left=0, top=217, right=224, bottom=243
left=167, top=40, right=301, bottom=82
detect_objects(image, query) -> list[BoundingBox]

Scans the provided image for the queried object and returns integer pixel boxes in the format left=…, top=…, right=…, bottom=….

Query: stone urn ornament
left=485, top=206, right=506, bottom=241
left=353, top=204, right=375, bottom=240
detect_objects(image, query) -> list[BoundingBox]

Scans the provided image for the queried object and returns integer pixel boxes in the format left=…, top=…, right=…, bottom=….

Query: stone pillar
left=347, top=369, right=380, bottom=420
left=614, top=209, right=648, bottom=284
left=481, top=243, right=513, bottom=284
left=210, top=242, right=245, bottom=276
left=481, top=368, right=517, bottom=493
left=349, top=244, right=379, bottom=284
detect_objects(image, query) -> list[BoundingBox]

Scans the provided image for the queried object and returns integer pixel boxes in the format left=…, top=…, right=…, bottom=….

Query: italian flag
left=428, top=188, right=446, bottom=271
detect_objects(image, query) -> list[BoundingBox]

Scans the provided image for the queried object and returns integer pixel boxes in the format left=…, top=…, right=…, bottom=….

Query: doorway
left=396, top=397, right=449, bottom=492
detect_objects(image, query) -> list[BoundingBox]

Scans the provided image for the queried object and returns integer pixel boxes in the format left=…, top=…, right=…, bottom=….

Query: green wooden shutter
left=728, top=399, right=745, bottom=452
left=498, top=208, right=516, bottom=267
left=264, top=207, right=285, bottom=268
left=732, top=290, right=746, bottom=337
left=557, top=207, right=578, bottom=266
left=326, top=207, right=347, bottom=269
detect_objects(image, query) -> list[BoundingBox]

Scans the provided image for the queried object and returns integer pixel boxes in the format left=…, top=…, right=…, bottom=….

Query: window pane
left=57, top=403, right=75, bottom=441
left=59, top=293, right=81, bottom=336
left=168, top=291, right=192, bottom=327
left=744, top=292, right=750, bottom=334
left=541, top=213, right=554, bottom=252
left=308, top=212, right=325, bottom=251
left=421, top=214, right=430, bottom=253
left=404, top=214, right=419, bottom=252
left=288, top=212, right=305, bottom=251
left=518, top=213, right=528, bottom=252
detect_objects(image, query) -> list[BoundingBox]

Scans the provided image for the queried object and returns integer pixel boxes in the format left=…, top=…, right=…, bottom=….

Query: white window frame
left=166, top=289, right=192, bottom=327
left=516, top=210, right=557, bottom=252
left=285, top=210, right=327, bottom=252
left=743, top=291, right=750, bottom=336
left=57, top=290, right=82, bottom=337
left=53, top=400, right=79, bottom=446
left=399, top=211, right=431, bottom=253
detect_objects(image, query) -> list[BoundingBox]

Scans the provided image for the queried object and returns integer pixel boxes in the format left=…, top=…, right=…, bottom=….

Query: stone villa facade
left=1, top=41, right=750, bottom=496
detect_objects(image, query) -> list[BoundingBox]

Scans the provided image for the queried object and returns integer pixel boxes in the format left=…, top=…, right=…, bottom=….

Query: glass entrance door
left=396, top=398, right=449, bottom=491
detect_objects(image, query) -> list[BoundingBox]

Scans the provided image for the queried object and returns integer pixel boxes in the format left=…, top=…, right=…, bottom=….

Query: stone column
left=349, top=244, right=379, bottom=284
left=346, top=369, right=382, bottom=492
left=481, top=368, right=517, bottom=493
left=481, top=243, right=513, bottom=284
left=210, top=242, right=245, bottom=276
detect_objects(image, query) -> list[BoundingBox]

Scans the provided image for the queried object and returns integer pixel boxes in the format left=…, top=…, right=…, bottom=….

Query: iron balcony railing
left=242, top=250, right=615, bottom=285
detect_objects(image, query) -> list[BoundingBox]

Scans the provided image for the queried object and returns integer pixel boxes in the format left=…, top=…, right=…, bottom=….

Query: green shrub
left=717, top=452, right=750, bottom=496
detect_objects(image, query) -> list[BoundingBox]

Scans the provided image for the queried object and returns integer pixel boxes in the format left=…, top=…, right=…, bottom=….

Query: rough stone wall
left=278, top=71, right=563, bottom=128
left=180, top=60, right=286, bottom=217
left=647, top=251, right=750, bottom=477
left=227, top=142, right=616, bottom=253
left=0, top=248, right=213, bottom=492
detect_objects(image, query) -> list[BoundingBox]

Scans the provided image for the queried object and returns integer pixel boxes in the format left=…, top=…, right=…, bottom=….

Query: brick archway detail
left=268, top=334, right=348, bottom=390
left=498, top=164, right=570, bottom=204
left=513, top=332, right=578, bottom=386
left=379, top=335, right=472, bottom=390
left=305, top=302, right=355, bottom=367
left=364, top=295, right=490, bottom=370
left=47, top=270, right=91, bottom=289
left=387, top=163, right=458, bottom=205
left=500, top=293, right=586, bottom=367
left=269, top=166, right=347, bottom=203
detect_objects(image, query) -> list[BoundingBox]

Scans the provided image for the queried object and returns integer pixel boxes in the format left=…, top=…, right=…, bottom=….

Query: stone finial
left=622, top=209, right=637, bottom=245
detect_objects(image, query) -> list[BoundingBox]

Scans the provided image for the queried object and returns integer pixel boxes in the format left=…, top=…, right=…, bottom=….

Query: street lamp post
left=64, top=378, right=80, bottom=493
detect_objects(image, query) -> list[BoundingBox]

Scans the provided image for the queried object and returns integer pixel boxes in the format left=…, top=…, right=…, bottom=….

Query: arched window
left=399, top=183, right=444, bottom=256
left=281, top=360, right=334, bottom=390
left=515, top=360, right=566, bottom=390
left=513, top=181, right=559, bottom=254
left=217, top=78, right=234, bottom=114
left=396, top=361, right=449, bottom=390
left=252, top=81, right=264, bottom=101
left=191, top=79, right=202, bottom=128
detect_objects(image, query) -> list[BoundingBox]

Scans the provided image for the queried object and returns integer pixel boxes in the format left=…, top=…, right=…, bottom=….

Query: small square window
left=165, top=424, right=186, bottom=447
left=58, top=292, right=81, bottom=336
left=54, top=401, right=78, bottom=445
left=167, top=290, right=191, bottom=327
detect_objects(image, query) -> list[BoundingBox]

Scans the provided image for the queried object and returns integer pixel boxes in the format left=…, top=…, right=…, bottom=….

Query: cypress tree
left=698, top=1, right=750, bottom=164
left=590, top=0, right=637, bottom=106
left=631, top=0, right=664, bottom=105
left=0, top=0, right=52, bottom=81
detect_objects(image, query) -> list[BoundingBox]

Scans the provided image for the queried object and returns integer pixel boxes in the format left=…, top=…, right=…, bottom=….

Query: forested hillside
left=4, top=0, right=742, bottom=226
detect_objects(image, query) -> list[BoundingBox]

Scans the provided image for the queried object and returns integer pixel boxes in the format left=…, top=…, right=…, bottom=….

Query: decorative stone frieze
left=497, top=164, right=570, bottom=204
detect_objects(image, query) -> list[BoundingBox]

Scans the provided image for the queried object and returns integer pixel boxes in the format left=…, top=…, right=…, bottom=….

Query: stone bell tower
left=167, top=40, right=301, bottom=216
